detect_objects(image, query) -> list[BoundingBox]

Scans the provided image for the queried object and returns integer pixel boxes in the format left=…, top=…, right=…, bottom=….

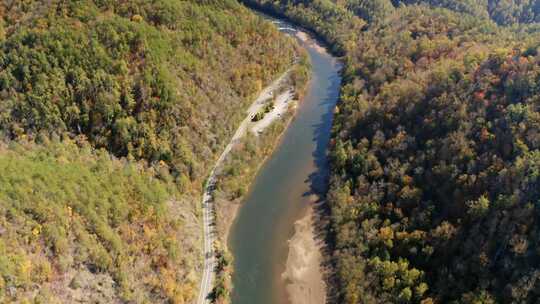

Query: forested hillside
left=335, top=0, right=540, bottom=25
left=247, top=0, right=540, bottom=29
left=392, top=0, right=540, bottom=25
left=0, top=0, right=297, bottom=303
left=242, top=0, right=365, bottom=54
left=241, top=0, right=540, bottom=302
left=329, top=7, right=540, bottom=303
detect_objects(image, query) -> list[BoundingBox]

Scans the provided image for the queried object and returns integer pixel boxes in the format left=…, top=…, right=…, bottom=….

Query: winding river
left=229, top=16, right=342, bottom=304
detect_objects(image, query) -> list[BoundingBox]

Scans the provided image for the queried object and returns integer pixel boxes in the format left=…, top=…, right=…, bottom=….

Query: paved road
left=196, top=71, right=292, bottom=304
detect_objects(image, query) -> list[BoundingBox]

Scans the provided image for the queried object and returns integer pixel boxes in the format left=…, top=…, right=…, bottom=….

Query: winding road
left=196, top=71, right=293, bottom=304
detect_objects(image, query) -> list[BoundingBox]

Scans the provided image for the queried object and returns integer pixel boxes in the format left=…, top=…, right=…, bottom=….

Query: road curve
left=196, top=70, right=292, bottom=304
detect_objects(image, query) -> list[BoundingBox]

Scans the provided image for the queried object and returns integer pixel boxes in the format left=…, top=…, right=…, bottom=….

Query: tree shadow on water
left=302, top=70, right=342, bottom=304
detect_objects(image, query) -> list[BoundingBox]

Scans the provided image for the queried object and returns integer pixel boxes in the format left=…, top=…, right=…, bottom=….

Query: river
left=228, top=15, right=342, bottom=304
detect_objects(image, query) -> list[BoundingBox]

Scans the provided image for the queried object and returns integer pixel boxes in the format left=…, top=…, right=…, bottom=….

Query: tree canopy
left=0, top=0, right=297, bottom=303
left=242, top=0, right=540, bottom=302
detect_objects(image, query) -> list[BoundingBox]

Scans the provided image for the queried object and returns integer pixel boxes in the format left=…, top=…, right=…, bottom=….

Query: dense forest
left=242, top=0, right=540, bottom=303
left=329, top=8, right=540, bottom=302
left=332, top=0, right=540, bottom=26
left=0, top=0, right=297, bottom=303
left=6, top=0, right=540, bottom=303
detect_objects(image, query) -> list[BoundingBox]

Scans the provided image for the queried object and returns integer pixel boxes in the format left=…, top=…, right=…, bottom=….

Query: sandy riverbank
left=212, top=19, right=333, bottom=304
left=282, top=198, right=326, bottom=304
left=296, top=32, right=328, bottom=55
left=197, top=68, right=295, bottom=303
left=214, top=74, right=297, bottom=245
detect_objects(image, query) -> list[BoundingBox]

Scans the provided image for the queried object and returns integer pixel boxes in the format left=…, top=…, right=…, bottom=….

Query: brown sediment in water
left=282, top=197, right=326, bottom=304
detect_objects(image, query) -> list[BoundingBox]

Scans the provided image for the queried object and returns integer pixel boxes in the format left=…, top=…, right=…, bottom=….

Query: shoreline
left=282, top=28, right=334, bottom=304
left=211, top=17, right=335, bottom=304
left=282, top=201, right=326, bottom=304
left=213, top=61, right=307, bottom=246
left=196, top=67, right=299, bottom=304
left=217, top=108, right=297, bottom=246
left=218, top=19, right=332, bottom=250
left=205, top=47, right=310, bottom=302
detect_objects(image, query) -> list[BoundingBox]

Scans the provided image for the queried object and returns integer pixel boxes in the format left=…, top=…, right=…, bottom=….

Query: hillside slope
left=329, top=7, right=540, bottom=303
left=0, top=0, right=297, bottom=303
